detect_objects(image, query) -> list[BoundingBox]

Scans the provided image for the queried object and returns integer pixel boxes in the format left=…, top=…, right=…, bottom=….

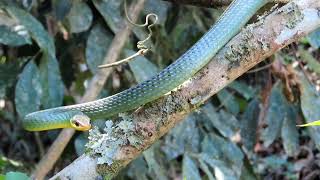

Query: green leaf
left=201, top=134, right=244, bottom=178
left=127, top=156, right=149, bottom=180
left=211, top=133, right=243, bottom=168
left=202, top=103, right=238, bottom=138
left=300, top=74, right=320, bottom=149
left=261, top=155, right=288, bottom=169
left=6, top=6, right=56, bottom=58
left=218, top=110, right=239, bottom=136
left=0, top=1, right=13, bottom=6
left=92, top=0, right=153, bottom=43
left=65, top=2, right=93, bottom=33
left=201, top=135, right=222, bottom=159
left=182, top=154, right=201, bottom=180
left=39, top=53, right=64, bottom=109
left=198, top=158, right=215, bottom=180
left=200, top=103, right=220, bottom=130
left=92, top=0, right=123, bottom=33
left=297, top=120, right=320, bottom=127
left=261, top=82, right=287, bottom=146
left=170, top=10, right=201, bottom=51
left=228, top=81, right=256, bottom=100
left=126, top=50, right=159, bottom=83
left=240, top=98, right=260, bottom=151
left=281, top=105, right=299, bottom=156
left=52, top=0, right=72, bottom=21
left=0, top=25, right=31, bottom=46
left=240, top=159, right=258, bottom=180
left=4, top=9, right=60, bottom=112
left=307, top=27, right=320, bottom=49
left=256, top=155, right=296, bottom=178
left=299, top=48, right=320, bottom=74
left=15, top=60, right=42, bottom=118
left=217, top=89, right=240, bottom=115
left=0, top=61, right=20, bottom=98
left=199, top=153, right=237, bottom=180
left=5, top=172, right=30, bottom=180
left=144, top=0, right=170, bottom=26
left=86, top=23, right=113, bottom=73
left=163, top=114, right=200, bottom=159
left=74, top=133, right=88, bottom=156
left=0, top=174, right=4, bottom=180
left=143, top=144, right=168, bottom=180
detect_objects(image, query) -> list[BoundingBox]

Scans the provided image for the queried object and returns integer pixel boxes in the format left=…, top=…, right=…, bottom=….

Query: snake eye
left=70, top=114, right=91, bottom=131
left=73, top=121, right=80, bottom=127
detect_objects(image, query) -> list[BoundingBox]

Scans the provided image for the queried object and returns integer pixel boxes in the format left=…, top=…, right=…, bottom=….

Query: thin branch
left=30, top=0, right=146, bottom=179
left=34, top=132, right=44, bottom=157
left=246, top=63, right=273, bottom=73
left=51, top=0, right=320, bottom=179
left=162, top=0, right=232, bottom=7
left=161, top=0, right=290, bottom=7
left=98, top=49, right=148, bottom=68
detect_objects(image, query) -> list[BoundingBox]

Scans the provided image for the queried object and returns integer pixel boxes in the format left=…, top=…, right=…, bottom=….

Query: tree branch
left=162, top=0, right=231, bottom=7
left=51, top=0, right=320, bottom=179
left=161, top=0, right=290, bottom=7
left=30, top=0, right=146, bottom=179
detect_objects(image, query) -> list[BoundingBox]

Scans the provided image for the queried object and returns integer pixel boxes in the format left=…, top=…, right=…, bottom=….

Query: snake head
left=70, top=114, right=91, bottom=131
left=23, top=109, right=92, bottom=131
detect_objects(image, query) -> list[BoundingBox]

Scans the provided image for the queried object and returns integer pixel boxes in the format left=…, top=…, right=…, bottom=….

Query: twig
left=34, top=132, right=44, bottom=157
left=30, top=0, right=146, bottom=179
left=98, top=49, right=148, bottom=68
left=162, top=0, right=232, bottom=7
left=51, top=0, right=320, bottom=179
left=246, top=63, right=273, bottom=73
left=161, top=0, right=289, bottom=7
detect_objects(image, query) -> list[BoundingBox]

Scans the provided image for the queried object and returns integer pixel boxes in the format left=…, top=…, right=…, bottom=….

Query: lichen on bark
left=86, top=115, right=142, bottom=166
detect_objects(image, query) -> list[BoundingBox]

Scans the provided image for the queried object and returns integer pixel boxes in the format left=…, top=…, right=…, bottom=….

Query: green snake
left=23, top=0, right=269, bottom=131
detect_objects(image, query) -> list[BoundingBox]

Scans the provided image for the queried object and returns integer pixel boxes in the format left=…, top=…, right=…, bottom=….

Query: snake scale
left=23, top=0, right=269, bottom=131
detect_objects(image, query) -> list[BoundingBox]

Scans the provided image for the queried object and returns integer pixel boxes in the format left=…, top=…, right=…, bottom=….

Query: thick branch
left=51, top=0, right=320, bottom=179
left=30, top=1, right=146, bottom=179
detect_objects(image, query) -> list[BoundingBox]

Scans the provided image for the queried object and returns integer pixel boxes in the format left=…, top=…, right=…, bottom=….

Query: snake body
left=23, top=0, right=269, bottom=131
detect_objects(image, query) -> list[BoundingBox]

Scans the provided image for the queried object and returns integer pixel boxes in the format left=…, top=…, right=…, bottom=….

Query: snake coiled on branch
left=23, top=0, right=269, bottom=131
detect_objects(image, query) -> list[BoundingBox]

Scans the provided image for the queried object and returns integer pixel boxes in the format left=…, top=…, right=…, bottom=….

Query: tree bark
left=51, top=0, right=320, bottom=179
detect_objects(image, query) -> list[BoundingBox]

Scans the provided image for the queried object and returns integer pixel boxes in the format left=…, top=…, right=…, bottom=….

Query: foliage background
left=0, top=0, right=320, bottom=179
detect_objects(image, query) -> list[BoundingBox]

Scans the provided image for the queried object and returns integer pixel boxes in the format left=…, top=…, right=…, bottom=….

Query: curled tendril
left=99, top=0, right=158, bottom=69
left=124, top=0, right=158, bottom=50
